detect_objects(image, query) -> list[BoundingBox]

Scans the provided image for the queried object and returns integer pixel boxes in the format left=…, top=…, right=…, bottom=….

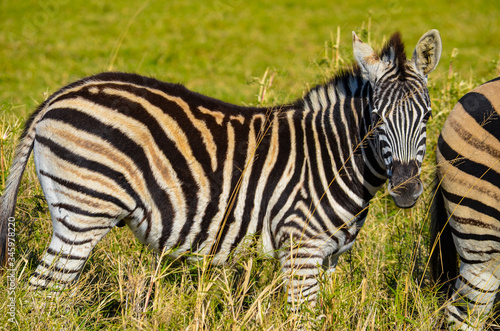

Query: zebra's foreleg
left=322, top=254, right=339, bottom=275
left=278, top=239, right=324, bottom=309
left=446, top=261, right=500, bottom=330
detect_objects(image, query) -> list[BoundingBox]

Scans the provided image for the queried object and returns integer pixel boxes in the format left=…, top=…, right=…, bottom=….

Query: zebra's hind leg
left=29, top=210, right=117, bottom=293
left=446, top=260, right=500, bottom=330
left=29, top=135, right=130, bottom=294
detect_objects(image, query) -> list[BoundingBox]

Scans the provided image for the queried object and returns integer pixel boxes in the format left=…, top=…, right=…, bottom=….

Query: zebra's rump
left=433, top=77, right=500, bottom=330
left=436, top=78, right=500, bottom=239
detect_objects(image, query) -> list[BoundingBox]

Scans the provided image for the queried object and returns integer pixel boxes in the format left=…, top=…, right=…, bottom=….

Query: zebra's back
left=437, top=78, right=500, bottom=236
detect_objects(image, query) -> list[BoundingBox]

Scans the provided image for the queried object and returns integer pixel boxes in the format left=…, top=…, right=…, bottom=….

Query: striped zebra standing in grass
left=0, top=30, right=441, bottom=307
left=431, top=77, right=500, bottom=330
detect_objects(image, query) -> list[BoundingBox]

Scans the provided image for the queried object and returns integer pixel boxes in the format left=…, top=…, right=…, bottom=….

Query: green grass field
left=1, top=0, right=499, bottom=330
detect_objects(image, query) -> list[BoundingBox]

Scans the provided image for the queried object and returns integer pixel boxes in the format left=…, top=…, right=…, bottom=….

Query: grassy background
left=1, top=0, right=499, bottom=330
left=1, top=0, right=499, bottom=111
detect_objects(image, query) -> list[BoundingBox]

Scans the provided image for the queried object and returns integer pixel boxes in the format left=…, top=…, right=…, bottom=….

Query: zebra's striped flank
left=0, top=30, right=441, bottom=308
left=431, top=77, right=500, bottom=331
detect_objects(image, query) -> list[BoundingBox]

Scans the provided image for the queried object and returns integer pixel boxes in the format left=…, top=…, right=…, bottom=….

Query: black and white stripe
left=0, top=30, right=441, bottom=307
left=431, top=77, right=500, bottom=330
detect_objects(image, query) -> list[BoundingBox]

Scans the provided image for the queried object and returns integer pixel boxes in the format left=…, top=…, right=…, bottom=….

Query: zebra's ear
left=352, top=31, right=384, bottom=85
left=411, top=29, right=442, bottom=76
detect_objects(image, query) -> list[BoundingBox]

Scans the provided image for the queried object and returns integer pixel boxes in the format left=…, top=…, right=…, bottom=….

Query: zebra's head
left=353, top=30, right=442, bottom=208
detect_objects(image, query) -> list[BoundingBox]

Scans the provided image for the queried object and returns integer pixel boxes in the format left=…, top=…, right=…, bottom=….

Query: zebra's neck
left=297, top=75, right=387, bottom=201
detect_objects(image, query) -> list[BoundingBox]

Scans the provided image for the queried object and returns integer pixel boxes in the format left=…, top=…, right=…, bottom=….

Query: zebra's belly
left=122, top=204, right=269, bottom=265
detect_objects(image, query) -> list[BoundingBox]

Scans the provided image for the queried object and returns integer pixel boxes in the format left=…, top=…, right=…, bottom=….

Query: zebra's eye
left=371, top=112, right=383, bottom=126
left=371, top=113, right=385, bottom=135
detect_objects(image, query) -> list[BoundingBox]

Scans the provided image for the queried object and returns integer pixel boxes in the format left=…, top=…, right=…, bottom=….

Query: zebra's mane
left=336, top=31, right=408, bottom=84
left=302, top=31, right=409, bottom=103
left=380, top=32, right=408, bottom=79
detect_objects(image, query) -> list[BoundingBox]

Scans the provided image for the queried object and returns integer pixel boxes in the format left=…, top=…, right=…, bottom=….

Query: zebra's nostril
left=413, top=181, right=424, bottom=198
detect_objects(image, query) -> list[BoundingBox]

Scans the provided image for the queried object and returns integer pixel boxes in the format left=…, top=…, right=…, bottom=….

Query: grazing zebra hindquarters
left=430, top=77, right=500, bottom=330
left=0, top=30, right=441, bottom=307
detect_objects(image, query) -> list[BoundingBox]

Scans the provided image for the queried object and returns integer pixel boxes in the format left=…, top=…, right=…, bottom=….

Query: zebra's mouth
left=388, top=185, right=422, bottom=208
left=387, top=161, right=424, bottom=209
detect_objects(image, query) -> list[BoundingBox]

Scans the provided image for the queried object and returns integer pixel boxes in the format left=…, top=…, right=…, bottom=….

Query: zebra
left=430, top=77, right=500, bottom=330
left=0, top=30, right=441, bottom=307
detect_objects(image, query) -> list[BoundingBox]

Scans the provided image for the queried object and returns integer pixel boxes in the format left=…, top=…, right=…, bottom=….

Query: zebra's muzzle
left=387, top=161, right=423, bottom=209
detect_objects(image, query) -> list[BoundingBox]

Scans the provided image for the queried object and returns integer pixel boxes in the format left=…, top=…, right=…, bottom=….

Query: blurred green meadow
left=0, top=0, right=499, bottom=330
left=1, top=0, right=499, bottom=113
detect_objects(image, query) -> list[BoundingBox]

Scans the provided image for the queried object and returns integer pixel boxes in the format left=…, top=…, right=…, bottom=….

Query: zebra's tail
left=429, top=176, right=458, bottom=291
left=0, top=100, right=48, bottom=269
